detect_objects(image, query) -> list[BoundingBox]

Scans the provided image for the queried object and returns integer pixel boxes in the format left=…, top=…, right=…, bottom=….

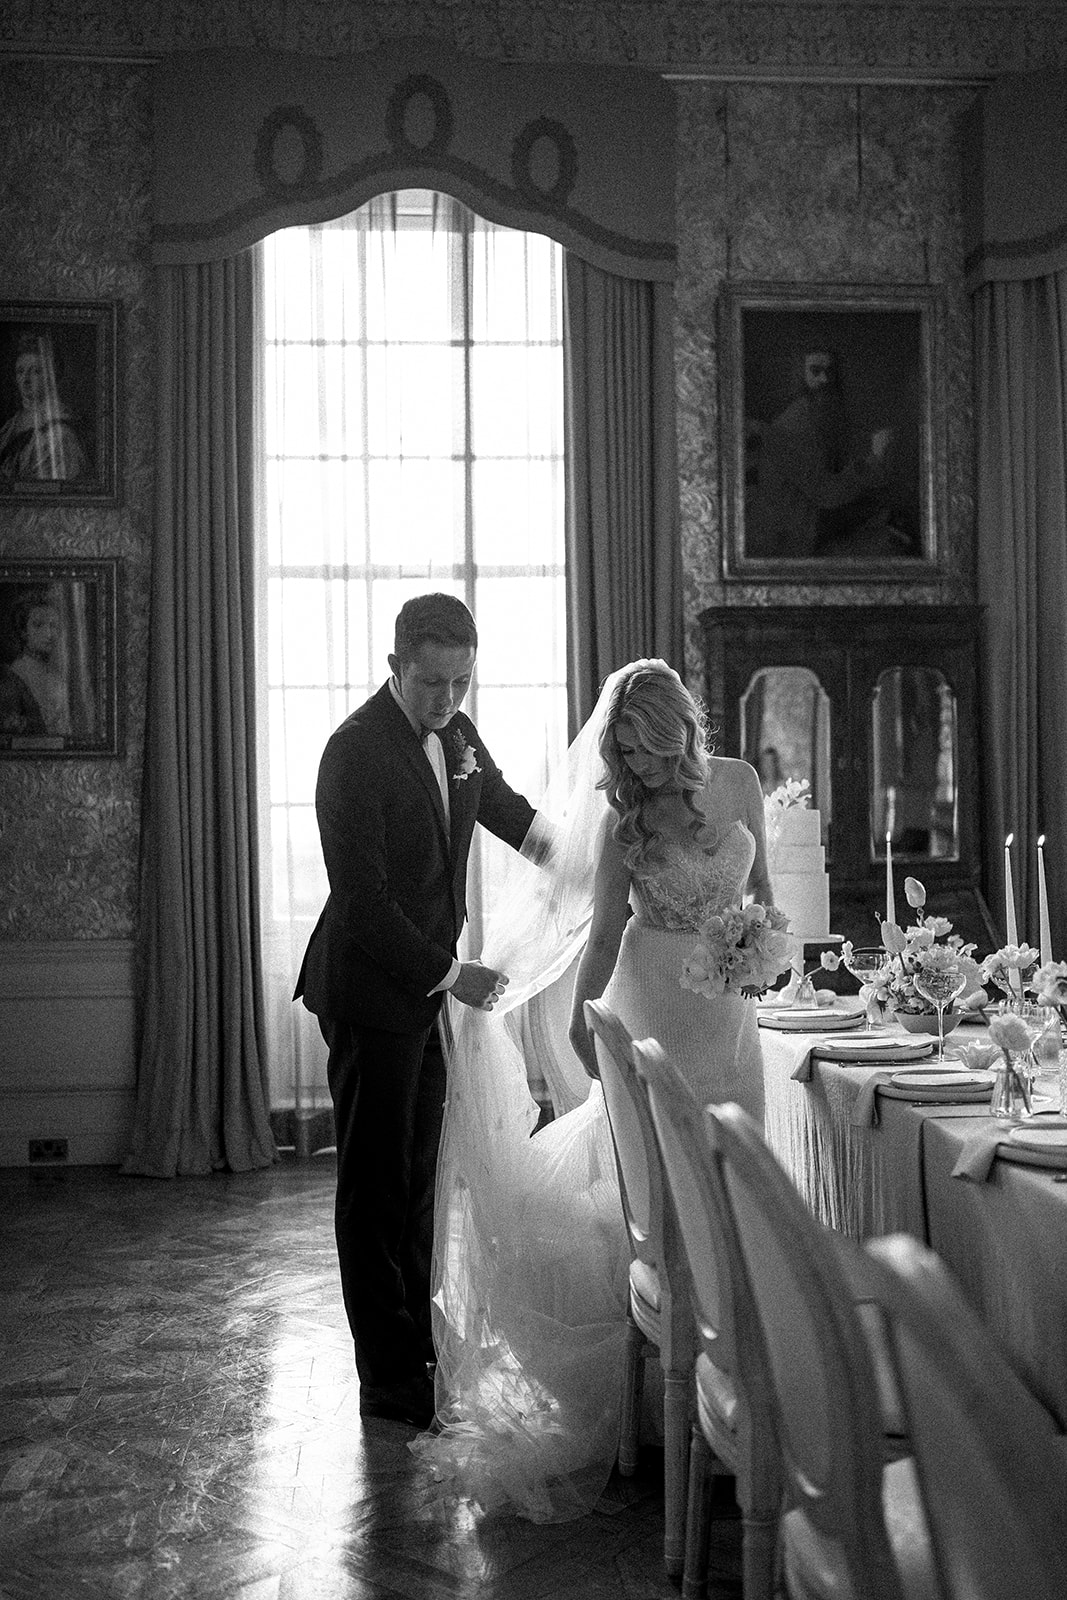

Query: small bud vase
left=990, top=1050, right=1032, bottom=1121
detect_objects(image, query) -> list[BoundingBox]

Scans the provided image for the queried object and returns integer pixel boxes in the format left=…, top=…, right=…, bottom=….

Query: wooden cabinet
left=698, top=604, right=998, bottom=950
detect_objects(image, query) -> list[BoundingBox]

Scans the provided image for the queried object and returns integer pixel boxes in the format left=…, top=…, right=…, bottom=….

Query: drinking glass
left=913, top=969, right=967, bottom=1061
left=996, top=1000, right=1052, bottom=1096
left=844, top=948, right=887, bottom=1031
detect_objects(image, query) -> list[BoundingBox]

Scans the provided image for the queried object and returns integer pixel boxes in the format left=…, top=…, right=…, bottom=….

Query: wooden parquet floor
left=0, top=1160, right=743, bottom=1600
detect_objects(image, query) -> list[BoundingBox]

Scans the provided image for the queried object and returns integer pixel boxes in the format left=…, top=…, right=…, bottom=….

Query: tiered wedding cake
left=765, top=785, right=830, bottom=940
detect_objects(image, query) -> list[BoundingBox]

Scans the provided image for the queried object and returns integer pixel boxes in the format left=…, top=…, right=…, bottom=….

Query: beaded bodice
left=630, top=820, right=755, bottom=932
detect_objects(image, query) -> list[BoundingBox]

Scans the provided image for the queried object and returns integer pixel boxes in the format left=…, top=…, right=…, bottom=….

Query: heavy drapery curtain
left=132, top=43, right=680, bottom=1172
left=125, top=252, right=276, bottom=1177
left=563, top=256, right=683, bottom=734
left=966, top=70, right=1067, bottom=958
left=973, top=277, right=1067, bottom=958
left=260, top=193, right=567, bottom=1127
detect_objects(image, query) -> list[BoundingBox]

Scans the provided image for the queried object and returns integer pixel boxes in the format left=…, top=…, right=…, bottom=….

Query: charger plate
left=758, top=1008, right=865, bottom=1033
left=996, top=1122, right=1067, bottom=1170
left=815, top=1036, right=934, bottom=1062
left=890, top=1069, right=993, bottom=1089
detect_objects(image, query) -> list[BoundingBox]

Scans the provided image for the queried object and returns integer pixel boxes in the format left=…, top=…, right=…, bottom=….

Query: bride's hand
left=568, top=1014, right=600, bottom=1078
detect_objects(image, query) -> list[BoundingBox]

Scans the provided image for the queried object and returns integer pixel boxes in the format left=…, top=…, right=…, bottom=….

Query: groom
left=295, top=593, right=537, bottom=1428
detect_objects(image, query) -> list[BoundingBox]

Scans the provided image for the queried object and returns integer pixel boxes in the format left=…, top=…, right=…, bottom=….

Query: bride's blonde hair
left=597, top=661, right=710, bottom=876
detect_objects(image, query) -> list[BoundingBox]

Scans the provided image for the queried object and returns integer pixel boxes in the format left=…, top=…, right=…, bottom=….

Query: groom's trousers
left=320, top=1016, right=447, bottom=1390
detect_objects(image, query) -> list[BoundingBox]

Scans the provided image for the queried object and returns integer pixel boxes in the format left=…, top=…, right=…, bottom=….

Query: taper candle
left=885, top=831, right=896, bottom=926
left=1038, top=835, right=1052, bottom=965
left=1004, top=834, right=1019, bottom=946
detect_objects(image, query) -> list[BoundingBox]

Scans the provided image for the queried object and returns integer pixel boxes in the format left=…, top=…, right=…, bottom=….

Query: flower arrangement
left=681, top=902, right=794, bottom=1000
left=451, top=731, right=481, bottom=782
left=849, top=874, right=986, bottom=1017
left=980, top=942, right=1040, bottom=998
left=763, top=777, right=811, bottom=863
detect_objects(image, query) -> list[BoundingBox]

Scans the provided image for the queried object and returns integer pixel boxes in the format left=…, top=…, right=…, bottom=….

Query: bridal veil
left=411, top=663, right=671, bottom=1520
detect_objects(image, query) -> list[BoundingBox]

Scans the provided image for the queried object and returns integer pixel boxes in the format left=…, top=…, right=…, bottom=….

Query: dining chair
left=863, top=1233, right=1067, bottom=1600
left=710, top=1102, right=937, bottom=1600
left=582, top=998, right=693, bottom=1579
left=637, top=1041, right=782, bottom=1600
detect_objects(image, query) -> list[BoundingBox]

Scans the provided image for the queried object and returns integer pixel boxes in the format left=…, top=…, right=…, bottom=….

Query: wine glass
left=913, top=968, right=967, bottom=1062
left=844, top=948, right=887, bottom=1031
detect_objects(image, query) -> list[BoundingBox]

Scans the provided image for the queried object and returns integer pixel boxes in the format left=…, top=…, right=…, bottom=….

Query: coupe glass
left=913, top=969, right=968, bottom=1062
left=844, top=948, right=887, bottom=1031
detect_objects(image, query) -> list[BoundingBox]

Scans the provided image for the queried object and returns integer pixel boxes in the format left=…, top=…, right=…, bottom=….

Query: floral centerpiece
left=848, top=875, right=986, bottom=1019
left=681, top=902, right=794, bottom=1000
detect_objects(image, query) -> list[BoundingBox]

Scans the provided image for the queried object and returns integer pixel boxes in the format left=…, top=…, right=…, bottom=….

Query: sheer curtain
left=258, top=192, right=567, bottom=1134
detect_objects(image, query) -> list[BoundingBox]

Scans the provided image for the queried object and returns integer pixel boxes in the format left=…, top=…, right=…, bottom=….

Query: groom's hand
left=451, top=961, right=509, bottom=1010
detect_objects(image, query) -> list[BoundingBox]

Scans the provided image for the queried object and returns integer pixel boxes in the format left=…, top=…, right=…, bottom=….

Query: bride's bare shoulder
left=707, top=754, right=761, bottom=792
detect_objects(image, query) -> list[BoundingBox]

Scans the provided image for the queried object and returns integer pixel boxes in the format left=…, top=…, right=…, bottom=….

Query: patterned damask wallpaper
left=0, top=62, right=152, bottom=941
left=0, top=0, right=1060, bottom=940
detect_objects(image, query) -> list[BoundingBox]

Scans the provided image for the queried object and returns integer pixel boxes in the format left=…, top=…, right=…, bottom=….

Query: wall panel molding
left=0, top=940, right=136, bottom=1166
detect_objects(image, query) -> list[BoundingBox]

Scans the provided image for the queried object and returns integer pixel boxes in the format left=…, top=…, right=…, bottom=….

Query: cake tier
left=774, top=844, right=825, bottom=873
left=772, top=871, right=830, bottom=939
left=777, top=806, right=821, bottom=846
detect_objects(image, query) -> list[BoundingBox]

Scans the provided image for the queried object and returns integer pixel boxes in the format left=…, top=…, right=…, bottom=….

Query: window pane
left=266, top=458, right=367, bottom=567
left=367, top=459, right=463, bottom=567
left=473, top=576, right=566, bottom=686
left=472, top=459, right=564, bottom=568
left=271, top=804, right=328, bottom=919
left=471, top=229, right=561, bottom=343
left=269, top=688, right=337, bottom=804
left=268, top=578, right=371, bottom=689
left=367, top=345, right=459, bottom=456
left=471, top=347, right=562, bottom=457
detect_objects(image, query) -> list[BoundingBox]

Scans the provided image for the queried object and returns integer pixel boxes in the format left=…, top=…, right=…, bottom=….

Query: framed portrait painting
left=0, top=559, right=122, bottom=757
left=720, top=283, right=946, bottom=581
left=0, top=300, right=119, bottom=504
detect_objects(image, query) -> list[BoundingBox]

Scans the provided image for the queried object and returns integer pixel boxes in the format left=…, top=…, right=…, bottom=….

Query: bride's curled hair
left=598, top=660, right=710, bottom=876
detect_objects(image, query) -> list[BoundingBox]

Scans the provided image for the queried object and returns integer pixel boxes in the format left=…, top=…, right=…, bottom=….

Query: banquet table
left=759, top=1012, right=1067, bottom=1424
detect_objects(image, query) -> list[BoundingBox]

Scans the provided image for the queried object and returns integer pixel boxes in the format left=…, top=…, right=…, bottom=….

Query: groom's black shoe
left=359, top=1372, right=436, bottom=1429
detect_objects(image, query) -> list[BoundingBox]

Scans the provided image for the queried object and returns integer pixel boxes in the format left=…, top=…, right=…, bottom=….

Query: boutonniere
left=451, top=730, right=481, bottom=783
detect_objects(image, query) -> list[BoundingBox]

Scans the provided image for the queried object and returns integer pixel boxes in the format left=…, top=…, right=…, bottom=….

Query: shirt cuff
left=428, top=957, right=461, bottom=996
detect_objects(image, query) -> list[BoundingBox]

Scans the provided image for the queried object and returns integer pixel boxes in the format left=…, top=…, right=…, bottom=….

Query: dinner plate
left=815, top=1037, right=934, bottom=1062
left=890, top=1069, right=993, bottom=1089
left=757, top=1008, right=865, bottom=1033
left=1006, top=1125, right=1067, bottom=1151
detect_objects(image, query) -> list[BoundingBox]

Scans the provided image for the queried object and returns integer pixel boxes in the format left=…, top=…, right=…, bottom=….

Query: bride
left=411, top=660, right=776, bottom=1521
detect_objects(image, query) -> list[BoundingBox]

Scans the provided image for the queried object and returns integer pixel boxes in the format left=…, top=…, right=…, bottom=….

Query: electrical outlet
left=28, top=1138, right=69, bottom=1163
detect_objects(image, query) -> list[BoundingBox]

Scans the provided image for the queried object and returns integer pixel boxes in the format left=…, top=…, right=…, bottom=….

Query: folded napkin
left=851, top=1069, right=993, bottom=1128
left=791, top=1034, right=933, bottom=1084
left=953, top=1117, right=1067, bottom=1181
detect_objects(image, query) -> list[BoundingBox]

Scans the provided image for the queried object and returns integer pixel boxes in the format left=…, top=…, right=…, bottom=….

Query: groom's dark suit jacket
left=295, top=682, right=536, bottom=1031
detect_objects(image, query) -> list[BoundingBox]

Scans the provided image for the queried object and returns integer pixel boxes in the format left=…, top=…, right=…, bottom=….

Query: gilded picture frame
left=0, top=559, right=122, bottom=757
left=0, top=300, right=119, bottom=504
left=720, top=283, right=946, bottom=581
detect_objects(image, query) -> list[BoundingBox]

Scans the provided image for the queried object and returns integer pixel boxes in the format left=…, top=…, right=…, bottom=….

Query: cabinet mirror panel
left=870, top=666, right=958, bottom=863
left=741, top=666, right=832, bottom=836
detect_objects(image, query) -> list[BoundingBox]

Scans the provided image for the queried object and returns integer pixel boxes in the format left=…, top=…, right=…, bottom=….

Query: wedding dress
left=411, top=666, right=766, bottom=1521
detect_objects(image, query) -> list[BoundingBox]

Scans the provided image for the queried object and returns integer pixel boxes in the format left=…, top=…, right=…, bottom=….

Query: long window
left=260, top=192, right=567, bottom=1113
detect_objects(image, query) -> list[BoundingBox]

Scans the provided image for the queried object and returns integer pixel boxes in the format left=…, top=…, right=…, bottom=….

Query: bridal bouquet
left=862, top=875, right=986, bottom=1016
left=681, top=902, right=794, bottom=1000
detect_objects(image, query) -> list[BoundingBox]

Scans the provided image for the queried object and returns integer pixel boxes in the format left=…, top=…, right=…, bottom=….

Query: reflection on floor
left=0, top=1160, right=743, bottom=1599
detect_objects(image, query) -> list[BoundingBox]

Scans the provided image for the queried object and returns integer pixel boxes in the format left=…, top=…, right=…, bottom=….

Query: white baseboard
left=0, top=940, right=136, bottom=1167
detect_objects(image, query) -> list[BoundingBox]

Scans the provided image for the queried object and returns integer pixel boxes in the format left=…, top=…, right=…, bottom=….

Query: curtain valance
left=151, top=43, right=677, bottom=280
left=964, top=69, right=1067, bottom=289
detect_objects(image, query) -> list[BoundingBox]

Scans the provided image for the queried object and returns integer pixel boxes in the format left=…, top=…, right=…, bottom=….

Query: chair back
left=710, top=1102, right=906, bottom=1600
left=866, top=1234, right=1067, bottom=1600
left=636, top=1043, right=746, bottom=1389
left=639, top=1043, right=781, bottom=1480
left=583, top=999, right=663, bottom=1274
